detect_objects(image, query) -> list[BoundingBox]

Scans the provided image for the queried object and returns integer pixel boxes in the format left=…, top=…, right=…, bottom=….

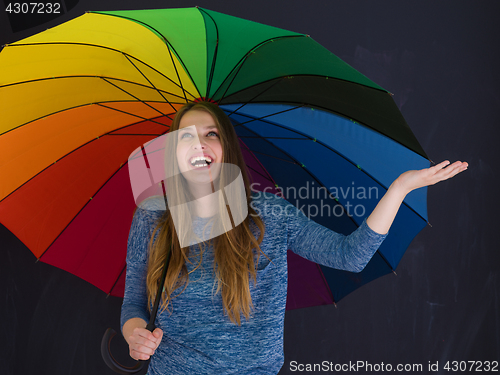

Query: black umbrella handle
left=102, top=243, right=171, bottom=374
left=101, top=328, right=146, bottom=374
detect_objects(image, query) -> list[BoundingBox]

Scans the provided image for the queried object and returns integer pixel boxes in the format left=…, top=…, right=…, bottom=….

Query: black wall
left=1, top=1, right=499, bottom=374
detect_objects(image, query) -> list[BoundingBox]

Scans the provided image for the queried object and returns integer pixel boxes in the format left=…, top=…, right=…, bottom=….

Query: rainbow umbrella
left=0, top=8, right=429, bottom=308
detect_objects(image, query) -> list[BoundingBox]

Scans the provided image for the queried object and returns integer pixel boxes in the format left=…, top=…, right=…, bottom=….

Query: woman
left=121, top=101, right=467, bottom=374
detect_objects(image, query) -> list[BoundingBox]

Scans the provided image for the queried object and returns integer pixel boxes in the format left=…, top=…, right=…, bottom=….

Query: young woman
left=121, top=101, right=467, bottom=374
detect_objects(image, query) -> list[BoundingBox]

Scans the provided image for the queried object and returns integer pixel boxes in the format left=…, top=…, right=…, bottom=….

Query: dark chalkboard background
left=1, top=1, right=499, bottom=374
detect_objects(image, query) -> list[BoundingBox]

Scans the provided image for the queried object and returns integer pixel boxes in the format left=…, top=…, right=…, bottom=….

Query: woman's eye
left=180, top=131, right=217, bottom=139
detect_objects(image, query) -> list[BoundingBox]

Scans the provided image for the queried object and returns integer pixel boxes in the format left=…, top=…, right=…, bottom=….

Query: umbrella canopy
left=0, top=7, right=429, bottom=307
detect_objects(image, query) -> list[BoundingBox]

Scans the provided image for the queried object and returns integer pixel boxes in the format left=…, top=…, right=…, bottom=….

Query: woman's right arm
left=121, top=205, right=164, bottom=360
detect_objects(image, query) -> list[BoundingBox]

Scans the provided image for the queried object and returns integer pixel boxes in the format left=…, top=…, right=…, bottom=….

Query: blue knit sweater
left=121, top=191, right=387, bottom=374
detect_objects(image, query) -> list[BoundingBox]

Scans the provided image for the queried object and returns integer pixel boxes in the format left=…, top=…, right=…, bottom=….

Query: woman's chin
left=182, top=170, right=220, bottom=186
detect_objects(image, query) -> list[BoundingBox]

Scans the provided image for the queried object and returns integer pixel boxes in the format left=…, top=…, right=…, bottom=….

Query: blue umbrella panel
left=221, top=103, right=429, bottom=307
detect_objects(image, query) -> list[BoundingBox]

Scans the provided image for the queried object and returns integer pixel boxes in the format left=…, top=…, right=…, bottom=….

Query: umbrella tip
left=194, top=97, right=219, bottom=105
left=392, top=270, right=397, bottom=276
left=427, top=221, right=433, bottom=228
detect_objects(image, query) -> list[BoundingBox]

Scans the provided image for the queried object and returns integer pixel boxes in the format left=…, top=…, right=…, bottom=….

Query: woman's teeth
left=190, top=156, right=212, bottom=167
left=193, top=162, right=209, bottom=168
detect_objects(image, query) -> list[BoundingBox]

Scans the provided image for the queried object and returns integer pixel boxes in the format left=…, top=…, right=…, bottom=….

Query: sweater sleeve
left=285, top=197, right=388, bottom=273
left=120, top=206, right=162, bottom=333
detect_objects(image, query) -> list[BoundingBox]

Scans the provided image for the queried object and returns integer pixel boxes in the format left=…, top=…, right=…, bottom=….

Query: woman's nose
left=192, top=138, right=207, bottom=149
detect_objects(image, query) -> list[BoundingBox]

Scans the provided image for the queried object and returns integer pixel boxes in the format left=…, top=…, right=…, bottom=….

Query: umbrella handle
left=102, top=242, right=171, bottom=374
left=101, top=327, right=146, bottom=374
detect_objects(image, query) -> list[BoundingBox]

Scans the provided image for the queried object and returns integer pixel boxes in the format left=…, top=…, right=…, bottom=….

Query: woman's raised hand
left=366, top=160, right=468, bottom=235
left=393, top=160, right=468, bottom=195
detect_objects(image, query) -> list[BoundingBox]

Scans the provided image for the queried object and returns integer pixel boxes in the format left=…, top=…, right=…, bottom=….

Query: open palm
left=395, top=160, right=468, bottom=195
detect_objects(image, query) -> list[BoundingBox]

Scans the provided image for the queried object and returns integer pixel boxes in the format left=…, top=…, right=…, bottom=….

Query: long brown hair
left=145, top=101, right=266, bottom=325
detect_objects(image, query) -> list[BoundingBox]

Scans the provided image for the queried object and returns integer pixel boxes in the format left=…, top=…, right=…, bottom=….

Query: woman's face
left=175, top=109, right=223, bottom=187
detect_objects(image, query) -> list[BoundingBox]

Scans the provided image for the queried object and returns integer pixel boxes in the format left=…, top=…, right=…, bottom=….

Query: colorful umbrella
left=0, top=7, right=429, bottom=309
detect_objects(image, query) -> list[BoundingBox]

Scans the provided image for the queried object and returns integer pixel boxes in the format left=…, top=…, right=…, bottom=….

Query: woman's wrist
left=389, top=176, right=411, bottom=198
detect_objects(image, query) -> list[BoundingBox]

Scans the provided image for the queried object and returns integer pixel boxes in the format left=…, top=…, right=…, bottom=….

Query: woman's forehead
left=179, top=110, right=216, bottom=129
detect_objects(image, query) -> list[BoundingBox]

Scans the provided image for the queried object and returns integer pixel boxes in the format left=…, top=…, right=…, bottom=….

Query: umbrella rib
left=215, top=59, right=246, bottom=103
left=0, top=75, right=186, bottom=135
left=121, top=53, right=179, bottom=114
left=108, top=116, right=171, bottom=135
left=107, top=263, right=128, bottom=297
left=233, top=112, right=428, bottom=223
left=36, top=159, right=135, bottom=260
left=0, top=127, right=165, bottom=204
left=107, top=133, right=165, bottom=136
left=163, top=39, right=190, bottom=104
left=374, top=251, right=396, bottom=274
left=224, top=78, right=294, bottom=116
left=316, top=262, right=337, bottom=307
left=240, top=136, right=309, bottom=140
left=0, top=74, right=188, bottom=95
left=99, top=77, right=172, bottom=118
left=233, top=117, right=359, bottom=225
left=0, top=100, right=173, bottom=138
left=242, top=149, right=299, bottom=165
left=219, top=74, right=417, bottom=147
left=236, top=111, right=371, bottom=185
left=4, top=42, right=198, bottom=97
left=228, top=104, right=305, bottom=126
left=85, top=12, right=198, bottom=102
left=95, top=103, right=173, bottom=126
left=128, top=142, right=167, bottom=162
left=211, top=35, right=305, bottom=101
left=220, top=73, right=390, bottom=104
left=246, top=163, right=275, bottom=184
left=239, top=140, right=280, bottom=189
left=226, top=91, right=429, bottom=161
left=198, top=8, right=220, bottom=98
left=220, top=74, right=402, bottom=144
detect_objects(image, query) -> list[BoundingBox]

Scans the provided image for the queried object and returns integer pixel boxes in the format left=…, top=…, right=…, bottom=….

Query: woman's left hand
left=366, top=160, right=468, bottom=235
left=393, top=160, right=468, bottom=195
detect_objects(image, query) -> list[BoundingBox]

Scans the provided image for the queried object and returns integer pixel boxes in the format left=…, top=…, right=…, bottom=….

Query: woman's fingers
left=129, top=340, right=155, bottom=361
left=152, top=328, right=163, bottom=343
left=128, top=327, right=164, bottom=360
left=395, top=160, right=468, bottom=194
left=134, top=328, right=158, bottom=347
left=134, top=336, right=157, bottom=350
left=434, top=161, right=468, bottom=182
left=130, top=348, right=153, bottom=361
left=432, top=160, right=451, bottom=170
